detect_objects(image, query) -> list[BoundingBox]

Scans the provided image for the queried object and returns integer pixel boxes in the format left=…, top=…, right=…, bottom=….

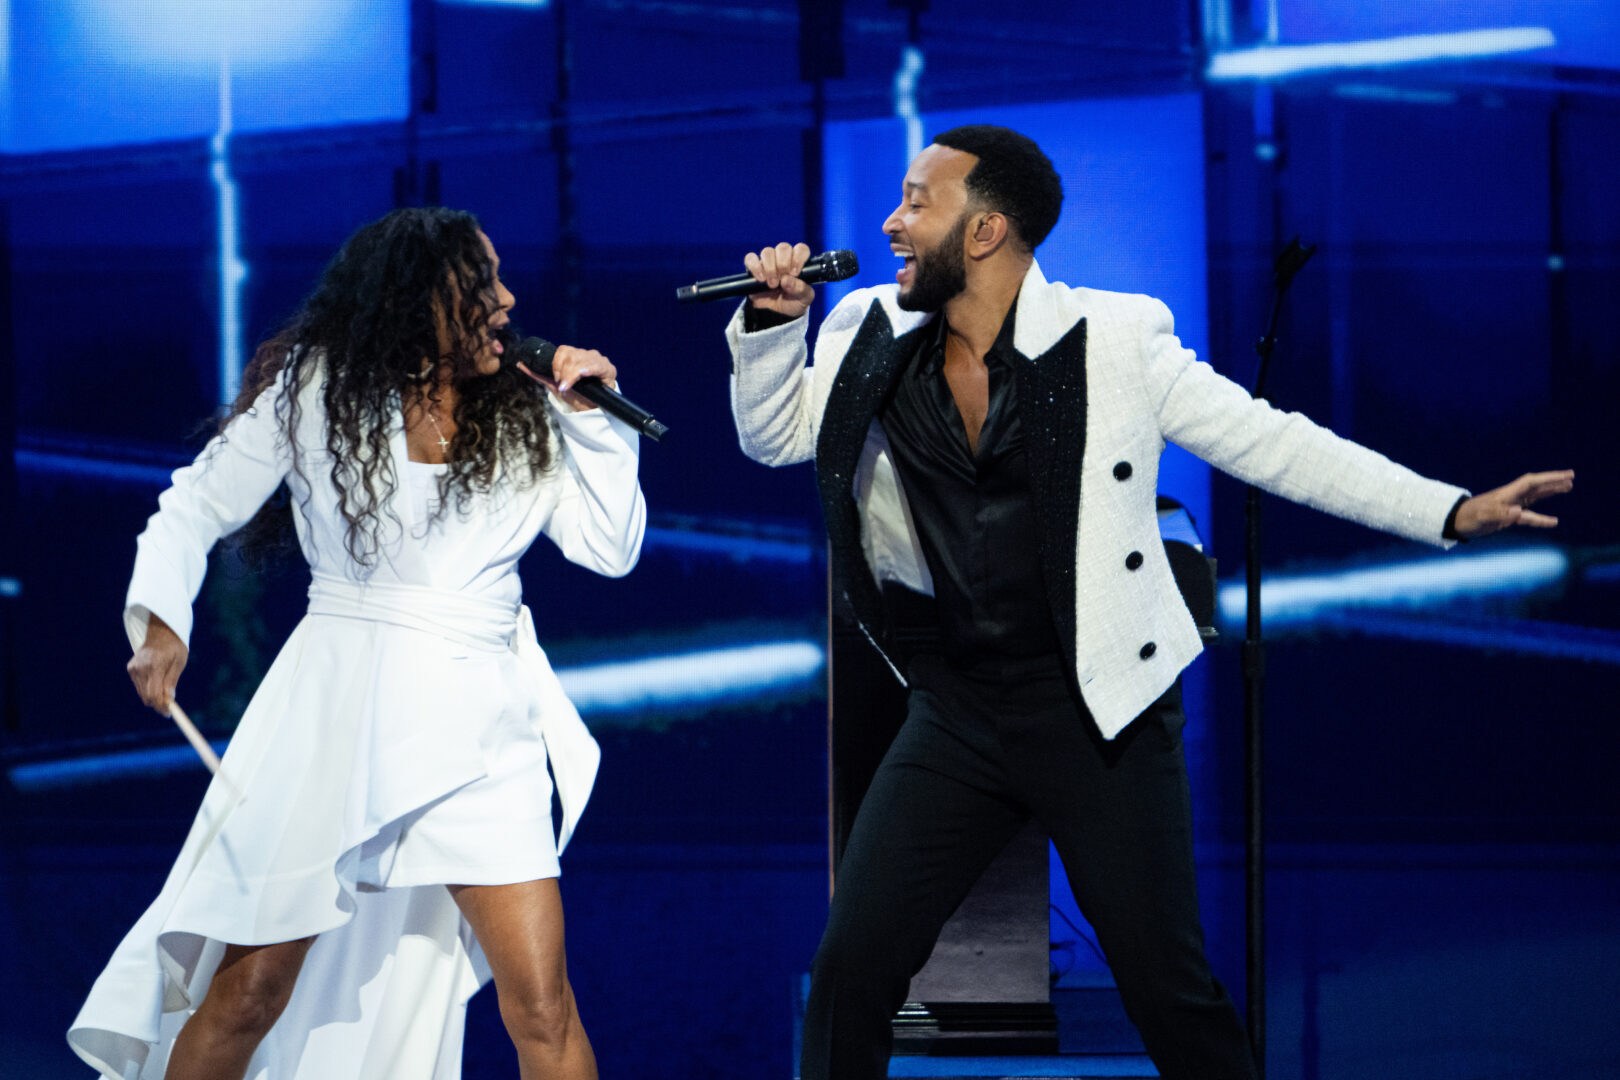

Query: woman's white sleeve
left=125, top=389, right=294, bottom=650
left=541, top=402, right=647, bottom=578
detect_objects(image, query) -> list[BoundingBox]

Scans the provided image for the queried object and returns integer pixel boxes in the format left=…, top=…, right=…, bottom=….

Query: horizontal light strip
left=6, top=639, right=827, bottom=791
left=1333, top=83, right=1460, bottom=106
left=1218, top=546, right=1569, bottom=626
left=8, top=740, right=232, bottom=792
left=888, top=1055, right=1156, bottom=1078
left=558, top=640, right=825, bottom=715
left=1207, top=27, right=1555, bottom=81
left=642, top=526, right=816, bottom=564
left=1317, top=611, right=1620, bottom=666
left=15, top=448, right=178, bottom=486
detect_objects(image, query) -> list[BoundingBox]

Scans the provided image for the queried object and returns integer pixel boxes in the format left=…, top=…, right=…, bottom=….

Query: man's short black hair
left=931, top=125, right=1063, bottom=251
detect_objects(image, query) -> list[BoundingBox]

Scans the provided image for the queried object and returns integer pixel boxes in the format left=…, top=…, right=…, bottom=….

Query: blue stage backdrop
left=0, top=2, right=1617, bottom=1079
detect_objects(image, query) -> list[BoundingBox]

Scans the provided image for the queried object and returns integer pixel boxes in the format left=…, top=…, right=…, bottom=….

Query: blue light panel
left=3, top=0, right=408, bottom=152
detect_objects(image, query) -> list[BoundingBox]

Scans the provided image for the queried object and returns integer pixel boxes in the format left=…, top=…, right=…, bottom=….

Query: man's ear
left=969, top=211, right=1010, bottom=255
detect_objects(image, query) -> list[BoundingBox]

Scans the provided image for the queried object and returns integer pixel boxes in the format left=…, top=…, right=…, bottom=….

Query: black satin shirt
left=878, top=305, right=1066, bottom=677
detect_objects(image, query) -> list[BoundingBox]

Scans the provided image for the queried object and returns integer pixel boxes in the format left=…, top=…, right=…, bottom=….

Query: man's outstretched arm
left=1140, top=295, right=1574, bottom=544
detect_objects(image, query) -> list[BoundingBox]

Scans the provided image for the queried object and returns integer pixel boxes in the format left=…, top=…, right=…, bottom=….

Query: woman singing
left=68, top=207, right=644, bottom=1079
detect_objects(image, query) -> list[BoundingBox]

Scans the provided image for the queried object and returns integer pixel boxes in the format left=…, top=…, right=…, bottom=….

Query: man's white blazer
left=728, top=260, right=1465, bottom=738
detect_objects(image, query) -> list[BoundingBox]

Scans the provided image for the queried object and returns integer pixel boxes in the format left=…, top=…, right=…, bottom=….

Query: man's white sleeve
left=1143, top=296, right=1466, bottom=547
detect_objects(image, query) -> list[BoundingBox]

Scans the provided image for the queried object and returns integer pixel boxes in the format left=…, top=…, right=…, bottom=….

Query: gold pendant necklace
left=424, top=408, right=450, bottom=455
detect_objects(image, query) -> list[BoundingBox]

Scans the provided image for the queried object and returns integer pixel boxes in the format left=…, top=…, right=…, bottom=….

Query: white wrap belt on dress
left=306, top=573, right=601, bottom=853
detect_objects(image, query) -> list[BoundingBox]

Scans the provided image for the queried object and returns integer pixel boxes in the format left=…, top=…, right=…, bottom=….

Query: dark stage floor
left=4, top=710, right=1618, bottom=1080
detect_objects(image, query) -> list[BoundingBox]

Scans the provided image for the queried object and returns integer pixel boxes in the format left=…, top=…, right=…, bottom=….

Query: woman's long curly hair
left=228, top=206, right=554, bottom=568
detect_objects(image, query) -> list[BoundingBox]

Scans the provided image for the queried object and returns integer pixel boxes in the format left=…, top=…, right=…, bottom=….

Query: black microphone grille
left=816, top=249, right=859, bottom=282
left=514, top=336, right=557, bottom=376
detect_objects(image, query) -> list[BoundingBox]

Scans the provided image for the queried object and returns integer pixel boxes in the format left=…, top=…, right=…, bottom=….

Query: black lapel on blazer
left=1011, top=316, right=1088, bottom=677
left=815, top=302, right=926, bottom=647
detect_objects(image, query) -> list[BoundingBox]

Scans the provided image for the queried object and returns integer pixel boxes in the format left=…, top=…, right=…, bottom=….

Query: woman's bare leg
left=450, top=879, right=597, bottom=1080
left=166, top=936, right=316, bottom=1080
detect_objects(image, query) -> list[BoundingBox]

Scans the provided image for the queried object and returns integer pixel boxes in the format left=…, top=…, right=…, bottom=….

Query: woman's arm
left=530, top=346, right=647, bottom=577
left=125, top=378, right=295, bottom=655
left=541, top=403, right=647, bottom=578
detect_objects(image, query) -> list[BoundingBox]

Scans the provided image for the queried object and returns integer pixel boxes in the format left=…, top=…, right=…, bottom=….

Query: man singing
left=724, top=125, right=1572, bottom=1080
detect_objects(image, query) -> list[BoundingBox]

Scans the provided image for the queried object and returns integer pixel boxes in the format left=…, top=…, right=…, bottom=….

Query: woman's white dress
left=66, top=370, right=646, bottom=1079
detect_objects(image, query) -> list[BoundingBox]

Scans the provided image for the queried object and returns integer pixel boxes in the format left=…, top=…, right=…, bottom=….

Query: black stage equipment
left=1244, top=235, right=1317, bottom=1078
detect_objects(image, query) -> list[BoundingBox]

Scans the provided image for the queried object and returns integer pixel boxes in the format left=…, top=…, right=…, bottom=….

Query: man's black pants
left=800, top=654, right=1257, bottom=1080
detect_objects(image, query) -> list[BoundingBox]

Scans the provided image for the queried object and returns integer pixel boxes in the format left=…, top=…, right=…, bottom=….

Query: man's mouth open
left=893, top=249, right=915, bottom=286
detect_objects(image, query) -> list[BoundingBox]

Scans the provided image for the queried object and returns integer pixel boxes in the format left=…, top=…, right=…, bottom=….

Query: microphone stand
left=1244, top=235, right=1315, bottom=1079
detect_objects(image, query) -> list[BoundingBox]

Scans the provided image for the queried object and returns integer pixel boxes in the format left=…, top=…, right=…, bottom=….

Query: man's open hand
left=1453, top=470, right=1575, bottom=539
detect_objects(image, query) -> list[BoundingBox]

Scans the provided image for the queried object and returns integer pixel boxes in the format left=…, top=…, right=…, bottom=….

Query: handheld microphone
left=511, top=337, right=668, bottom=442
left=675, top=249, right=859, bottom=304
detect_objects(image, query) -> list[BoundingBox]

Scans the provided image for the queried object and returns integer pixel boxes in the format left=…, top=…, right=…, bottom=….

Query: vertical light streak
left=1202, top=0, right=1231, bottom=51
left=212, top=53, right=246, bottom=405
left=893, top=44, right=925, bottom=164
left=0, top=0, right=11, bottom=147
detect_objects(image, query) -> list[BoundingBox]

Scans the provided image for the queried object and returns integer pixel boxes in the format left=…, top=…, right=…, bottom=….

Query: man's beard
left=897, top=215, right=968, bottom=313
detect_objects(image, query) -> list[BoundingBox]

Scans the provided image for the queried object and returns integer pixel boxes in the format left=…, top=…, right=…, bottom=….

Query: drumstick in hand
left=167, top=699, right=222, bottom=775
